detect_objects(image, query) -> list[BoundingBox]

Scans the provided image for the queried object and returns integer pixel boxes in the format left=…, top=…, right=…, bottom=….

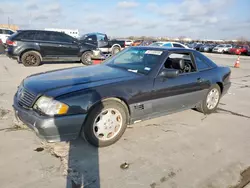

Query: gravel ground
left=0, top=53, right=250, bottom=188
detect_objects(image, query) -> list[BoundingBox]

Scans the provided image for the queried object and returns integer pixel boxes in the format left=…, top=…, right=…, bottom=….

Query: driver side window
left=164, top=53, right=196, bottom=74
left=97, top=34, right=106, bottom=41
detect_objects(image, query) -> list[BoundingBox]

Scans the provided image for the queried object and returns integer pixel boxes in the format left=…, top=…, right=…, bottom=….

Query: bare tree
left=237, top=36, right=248, bottom=44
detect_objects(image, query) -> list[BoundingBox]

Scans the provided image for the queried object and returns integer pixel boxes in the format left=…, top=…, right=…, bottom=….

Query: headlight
left=33, top=96, right=69, bottom=115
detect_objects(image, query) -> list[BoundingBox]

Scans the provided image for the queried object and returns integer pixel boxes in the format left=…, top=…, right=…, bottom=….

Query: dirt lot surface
left=0, top=53, right=250, bottom=188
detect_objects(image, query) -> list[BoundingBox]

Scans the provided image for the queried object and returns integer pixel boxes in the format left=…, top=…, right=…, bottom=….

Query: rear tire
left=81, top=51, right=93, bottom=65
left=21, top=51, right=41, bottom=66
left=81, top=100, right=128, bottom=147
left=196, top=84, right=221, bottom=114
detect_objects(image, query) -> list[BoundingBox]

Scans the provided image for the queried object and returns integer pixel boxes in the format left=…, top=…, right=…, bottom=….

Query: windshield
left=103, top=48, right=163, bottom=75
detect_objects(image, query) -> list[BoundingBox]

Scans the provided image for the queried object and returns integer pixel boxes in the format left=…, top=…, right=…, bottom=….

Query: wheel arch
left=216, top=82, right=223, bottom=93
left=81, top=49, right=92, bottom=55
left=19, top=49, right=42, bottom=61
left=87, top=97, right=131, bottom=124
left=111, top=44, right=121, bottom=51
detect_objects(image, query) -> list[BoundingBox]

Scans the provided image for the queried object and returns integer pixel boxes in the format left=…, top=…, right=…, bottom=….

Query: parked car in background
left=199, top=44, right=213, bottom=52
left=247, top=48, right=250, bottom=56
left=194, top=43, right=203, bottom=51
left=124, top=39, right=133, bottom=47
left=186, top=43, right=197, bottom=49
left=139, top=40, right=157, bottom=46
left=198, top=44, right=207, bottom=52
left=131, top=40, right=143, bottom=46
left=5, top=30, right=97, bottom=66
left=206, top=44, right=218, bottom=52
left=229, top=45, right=249, bottom=55
left=0, top=28, right=15, bottom=45
left=212, top=44, right=233, bottom=53
left=150, top=41, right=189, bottom=48
left=80, top=33, right=125, bottom=55
left=0, top=39, right=5, bottom=54
left=13, top=47, right=231, bottom=147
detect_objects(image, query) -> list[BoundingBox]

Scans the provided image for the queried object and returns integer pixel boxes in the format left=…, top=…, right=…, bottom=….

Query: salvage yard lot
left=1, top=53, right=250, bottom=188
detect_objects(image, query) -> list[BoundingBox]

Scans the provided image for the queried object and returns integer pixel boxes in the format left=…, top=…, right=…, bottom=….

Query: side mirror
left=159, top=69, right=179, bottom=78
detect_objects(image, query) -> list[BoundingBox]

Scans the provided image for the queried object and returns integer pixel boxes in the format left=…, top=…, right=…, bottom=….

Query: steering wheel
left=183, top=63, right=192, bottom=73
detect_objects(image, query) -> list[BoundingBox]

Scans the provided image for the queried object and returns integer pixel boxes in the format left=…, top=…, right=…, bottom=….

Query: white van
left=44, top=28, right=79, bottom=38
left=0, top=28, right=15, bottom=44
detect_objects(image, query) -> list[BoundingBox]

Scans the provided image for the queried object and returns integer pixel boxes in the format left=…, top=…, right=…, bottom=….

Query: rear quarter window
left=15, top=31, right=36, bottom=40
left=194, top=51, right=217, bottom=70
left=163, top=43, right=172, bottom=47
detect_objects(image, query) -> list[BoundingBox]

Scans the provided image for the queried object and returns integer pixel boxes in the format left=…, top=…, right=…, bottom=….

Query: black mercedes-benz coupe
left=13, top=47, right=231, bottom=147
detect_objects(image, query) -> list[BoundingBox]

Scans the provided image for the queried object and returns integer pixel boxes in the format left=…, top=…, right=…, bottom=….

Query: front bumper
left=13, top=95, right=87, bottom=142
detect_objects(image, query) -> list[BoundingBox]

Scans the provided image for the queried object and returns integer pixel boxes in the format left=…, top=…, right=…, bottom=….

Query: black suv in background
left=6, top=30, right=97, bottom=66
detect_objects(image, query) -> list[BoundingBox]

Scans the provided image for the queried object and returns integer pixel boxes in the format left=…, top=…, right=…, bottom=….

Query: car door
left=96, top=33, right=109, bottom=51
left=35, top=31, right=63, bottom=58
left=152, top=51, right=209, bottom=114
left=83, top=34, right=98, bottom=47
left=51, top=32, right=80, bottom=60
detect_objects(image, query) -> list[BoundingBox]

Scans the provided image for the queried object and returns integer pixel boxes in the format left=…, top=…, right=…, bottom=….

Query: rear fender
left=19, top=49, right=42, bottom=61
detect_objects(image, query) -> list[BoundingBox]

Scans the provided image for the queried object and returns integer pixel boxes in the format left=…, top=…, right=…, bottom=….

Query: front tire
left=81, top=51, right=93, bottom=65
left=197, top=84, right=221, bottom=114
left=81, top=101, right=128, bottom=147
left=21, top=51, right=41, bottom=66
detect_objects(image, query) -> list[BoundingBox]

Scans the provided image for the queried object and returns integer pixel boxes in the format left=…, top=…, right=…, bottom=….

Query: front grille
left=18, top=89, right=36, bottom=108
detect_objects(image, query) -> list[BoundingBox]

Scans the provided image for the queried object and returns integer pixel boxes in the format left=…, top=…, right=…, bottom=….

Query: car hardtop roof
left=131, top=46, right=196, bottom=53
left=84, top=32, right=106, bottom=36
left=16, top=29, right=67, bottom=34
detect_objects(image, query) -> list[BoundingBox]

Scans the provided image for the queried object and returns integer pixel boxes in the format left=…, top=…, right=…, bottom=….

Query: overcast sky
left=0, top=0, right=249, bottom=40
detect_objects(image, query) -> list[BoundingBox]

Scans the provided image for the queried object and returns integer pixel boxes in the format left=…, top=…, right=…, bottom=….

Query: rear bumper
left=6, top=47, right=19, bottom=60
left=13, top=95, right=87, bottom=142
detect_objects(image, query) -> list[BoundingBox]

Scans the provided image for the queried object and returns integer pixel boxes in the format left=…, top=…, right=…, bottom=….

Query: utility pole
left=8, top=17, right=10, bottom=28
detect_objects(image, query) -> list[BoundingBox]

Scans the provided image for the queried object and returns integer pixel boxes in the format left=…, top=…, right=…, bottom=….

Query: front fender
left=56, top=87, right=131, bottom=115
left=79, top=44, right=96, bottom=54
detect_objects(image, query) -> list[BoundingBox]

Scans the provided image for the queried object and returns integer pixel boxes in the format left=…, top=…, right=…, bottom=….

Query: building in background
left=0, top=24, right=19, bottom=31
left=44, top=28, right=80, bottom=38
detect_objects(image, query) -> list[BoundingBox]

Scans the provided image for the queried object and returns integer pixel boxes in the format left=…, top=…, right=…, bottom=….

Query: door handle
left=197, top=78, right=204, bottom=83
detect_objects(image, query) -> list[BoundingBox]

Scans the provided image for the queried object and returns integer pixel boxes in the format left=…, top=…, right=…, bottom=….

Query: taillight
left=6, top=40, right=17, bottom=46
left=0, top=39, right=2, bottom=44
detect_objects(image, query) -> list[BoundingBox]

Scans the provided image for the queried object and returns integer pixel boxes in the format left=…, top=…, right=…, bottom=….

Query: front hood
left=23, top=65, right=139, bottom=97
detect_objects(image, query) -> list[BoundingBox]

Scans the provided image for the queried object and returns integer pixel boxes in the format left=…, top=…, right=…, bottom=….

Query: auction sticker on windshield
left=145, top=50, right=163, bottom=55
